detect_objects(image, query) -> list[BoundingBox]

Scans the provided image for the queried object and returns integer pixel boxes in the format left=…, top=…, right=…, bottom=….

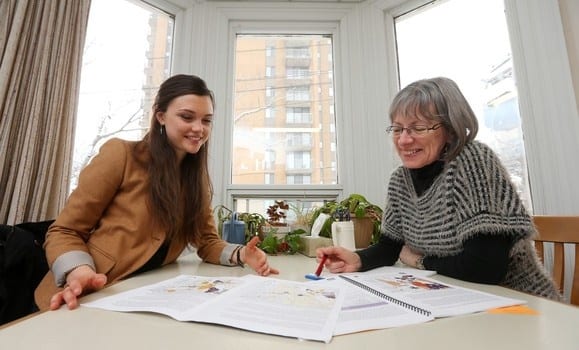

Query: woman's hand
left=316, top=246, right=362, bottom=273
left=49, top=265, right=107, bottom=310
left=241, top=237, right=279, bottom=276
left=399, top=244, right=423, bottom=268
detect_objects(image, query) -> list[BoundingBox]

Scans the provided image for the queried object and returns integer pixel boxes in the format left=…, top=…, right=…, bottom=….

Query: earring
left=160, top=125, right=165, bottom=135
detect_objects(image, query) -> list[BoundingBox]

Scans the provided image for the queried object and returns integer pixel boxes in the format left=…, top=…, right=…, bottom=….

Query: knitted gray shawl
left=382, top=141, right=560, bottom=300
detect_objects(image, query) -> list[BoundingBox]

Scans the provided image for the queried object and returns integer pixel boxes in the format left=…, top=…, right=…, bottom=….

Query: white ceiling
left=206, top=0, right=366, bottom=2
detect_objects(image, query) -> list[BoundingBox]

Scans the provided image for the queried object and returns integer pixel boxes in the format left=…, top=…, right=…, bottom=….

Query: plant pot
left=351, top=216, right=374, bottom=249
left=261, top=224, right=290, bottom=239
left=298, top=236, right=333, bottom=257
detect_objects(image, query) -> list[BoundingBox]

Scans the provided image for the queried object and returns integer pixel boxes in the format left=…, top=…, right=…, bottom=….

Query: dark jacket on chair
left=0, top=220, right=53, bottom=325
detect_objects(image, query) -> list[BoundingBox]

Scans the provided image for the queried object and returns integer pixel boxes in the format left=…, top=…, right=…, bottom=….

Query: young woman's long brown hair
left=144, top=74, right=215, bottom=246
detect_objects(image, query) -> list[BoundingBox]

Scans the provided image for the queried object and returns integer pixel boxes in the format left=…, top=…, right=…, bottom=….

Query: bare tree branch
left=79, top=104, right=145, bottom=171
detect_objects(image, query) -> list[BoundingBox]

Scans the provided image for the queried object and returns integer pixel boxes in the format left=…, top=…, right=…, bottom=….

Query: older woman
left=317, top=77, right=560, bottom=300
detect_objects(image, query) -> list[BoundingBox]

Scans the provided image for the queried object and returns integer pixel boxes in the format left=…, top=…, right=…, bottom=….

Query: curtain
left=0, top=0, right=91, bottom=224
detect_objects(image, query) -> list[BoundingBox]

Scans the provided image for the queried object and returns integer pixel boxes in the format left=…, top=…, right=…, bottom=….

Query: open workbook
left=82, top=274, right=344, bottom=343
left=326, top=270, right=526, bottom=335
left=339, top=272, right=526, bottom=326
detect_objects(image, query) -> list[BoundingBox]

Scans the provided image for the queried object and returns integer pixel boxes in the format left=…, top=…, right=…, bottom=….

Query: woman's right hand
left=316, top=246, right=362, bottom=273
left=49, top=265, right=107, bottom=310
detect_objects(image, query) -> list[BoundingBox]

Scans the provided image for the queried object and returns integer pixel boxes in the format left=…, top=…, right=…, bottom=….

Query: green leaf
left=259, top=233, right=279, bottom=254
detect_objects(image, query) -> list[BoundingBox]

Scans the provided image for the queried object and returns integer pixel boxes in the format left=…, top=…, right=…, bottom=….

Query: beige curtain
left=0, top=0, right=91, bottom=224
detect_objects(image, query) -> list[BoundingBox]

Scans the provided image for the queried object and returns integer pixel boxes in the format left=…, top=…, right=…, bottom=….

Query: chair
left=532, top=215, right=579, bottom=305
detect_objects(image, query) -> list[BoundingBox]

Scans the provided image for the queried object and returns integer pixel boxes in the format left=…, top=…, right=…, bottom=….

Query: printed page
left=313, top=277, right=433, bottom=335
left=360, top=265, right=438, bottom=277
left=322, top=265, right=437, bottom=280
left=342, top=272, right=526, bottom=318
left=83, top=274, right=344, bottom=343
left=191, top=275, right=344, bottom=343
left=82, top=274, right=249, bottom=320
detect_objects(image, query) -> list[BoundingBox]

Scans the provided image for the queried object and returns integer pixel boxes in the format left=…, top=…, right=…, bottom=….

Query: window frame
left=70, top=0, right=181, bottom=192
left=377, top=0, right=579, bottom=215
left=221, top=19, right=349, bottom=208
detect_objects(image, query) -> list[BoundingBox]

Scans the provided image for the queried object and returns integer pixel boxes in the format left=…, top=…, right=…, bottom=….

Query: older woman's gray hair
left=389, top=77, right=478, bottom=161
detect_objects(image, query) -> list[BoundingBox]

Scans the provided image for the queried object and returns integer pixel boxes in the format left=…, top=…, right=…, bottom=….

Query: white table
left=1, top=253, right=578, bottom=349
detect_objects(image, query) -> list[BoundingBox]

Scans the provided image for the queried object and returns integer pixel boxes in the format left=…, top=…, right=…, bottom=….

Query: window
left=394, top=0, right=532, bottom=209
left=286, top=67, right=310, bottom=79
left=264, top=173, right=274, bottom=184
left=286, top=175, right=311, bottom=185
left=264, top=150, right=275, bottom=170
left=287, top=133, right=312, bottom=147
left=286, top=85, right=311, bottom=101
left=286, top=151, right=311, bottom=170
left=71, top=0, right=173, bottom=192
left=286, top=107, right=312, bottom=124
left=286, top=46, right=309, bottom=58
left=230, top=33, right=338, bottom=213
left=232, top=34, right=337, bottom=186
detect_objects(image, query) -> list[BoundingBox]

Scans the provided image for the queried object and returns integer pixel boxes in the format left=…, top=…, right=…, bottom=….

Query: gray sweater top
left=381, top=141, right=560, bottom=300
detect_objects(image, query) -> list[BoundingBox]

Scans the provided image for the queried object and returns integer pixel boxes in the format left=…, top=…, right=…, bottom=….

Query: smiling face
left=391, top=114, right=449, bottom=169
left=155, top=94, right=214, bottom=162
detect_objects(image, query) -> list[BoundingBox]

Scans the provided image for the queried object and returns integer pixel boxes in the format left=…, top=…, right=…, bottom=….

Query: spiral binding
left=339, top=275, right=432, bottom=317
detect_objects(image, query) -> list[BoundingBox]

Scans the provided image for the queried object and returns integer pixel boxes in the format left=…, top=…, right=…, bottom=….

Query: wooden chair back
left=532, top=215, right=579, bottom=305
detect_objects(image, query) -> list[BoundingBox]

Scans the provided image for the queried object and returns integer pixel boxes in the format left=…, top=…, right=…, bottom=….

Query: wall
left=559, top=0, right=579, bottom=111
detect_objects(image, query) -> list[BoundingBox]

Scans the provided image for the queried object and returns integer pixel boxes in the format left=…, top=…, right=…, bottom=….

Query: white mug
left=331, top=221, right=356, bottom=250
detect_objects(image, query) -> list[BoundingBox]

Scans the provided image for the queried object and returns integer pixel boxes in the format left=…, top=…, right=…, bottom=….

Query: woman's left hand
left=241, top=237, right=279, bottom=276
left=399, top=244, right=423, bottom=268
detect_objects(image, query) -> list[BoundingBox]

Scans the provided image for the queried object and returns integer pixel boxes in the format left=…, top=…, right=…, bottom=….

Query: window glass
left=70, top=0, right=174, bottom=192
left=395, top=0, right=532, bottom=209
left=232, top=34, right=337, bottom=186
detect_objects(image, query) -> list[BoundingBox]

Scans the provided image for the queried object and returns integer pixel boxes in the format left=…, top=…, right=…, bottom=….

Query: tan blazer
left=35, top=138, right=226, bottom=310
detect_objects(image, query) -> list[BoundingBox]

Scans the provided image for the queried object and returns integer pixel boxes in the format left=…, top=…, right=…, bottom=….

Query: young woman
left=317, top=77, right=560, bottom=301
left=35, top=75, right=278, bottom=311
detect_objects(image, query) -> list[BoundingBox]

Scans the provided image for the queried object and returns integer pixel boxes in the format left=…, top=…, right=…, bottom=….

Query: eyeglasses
left=385, top=123, right=443, bottom=137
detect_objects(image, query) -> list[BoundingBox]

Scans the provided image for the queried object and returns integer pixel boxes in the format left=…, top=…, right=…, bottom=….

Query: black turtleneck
left=409, top=160, right=444, bottom=196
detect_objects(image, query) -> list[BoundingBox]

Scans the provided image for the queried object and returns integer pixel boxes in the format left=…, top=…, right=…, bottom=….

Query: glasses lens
left=386, top=126, right=401, bottom=135
left=412, top=126, right=429, bottom=135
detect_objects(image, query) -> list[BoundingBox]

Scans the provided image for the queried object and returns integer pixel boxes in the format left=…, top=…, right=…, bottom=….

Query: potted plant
left=288, top=201, right=315, bottom=234
left=213, top=204, right=305, bottom=254
left=266, top=200, right=289, bottom=226
left=309, top=194, right=383, bottom=248
left=213, top=205, right=266, bottom=243
left=259, top=226, right=306, bottom=255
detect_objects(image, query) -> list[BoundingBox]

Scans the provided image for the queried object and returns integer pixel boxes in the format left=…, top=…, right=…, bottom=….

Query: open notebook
left=324, top=270, right=526, bottom=335
left=344, top=271, right=526, bottom=317
left=83, top=274, right=344, bottom=343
